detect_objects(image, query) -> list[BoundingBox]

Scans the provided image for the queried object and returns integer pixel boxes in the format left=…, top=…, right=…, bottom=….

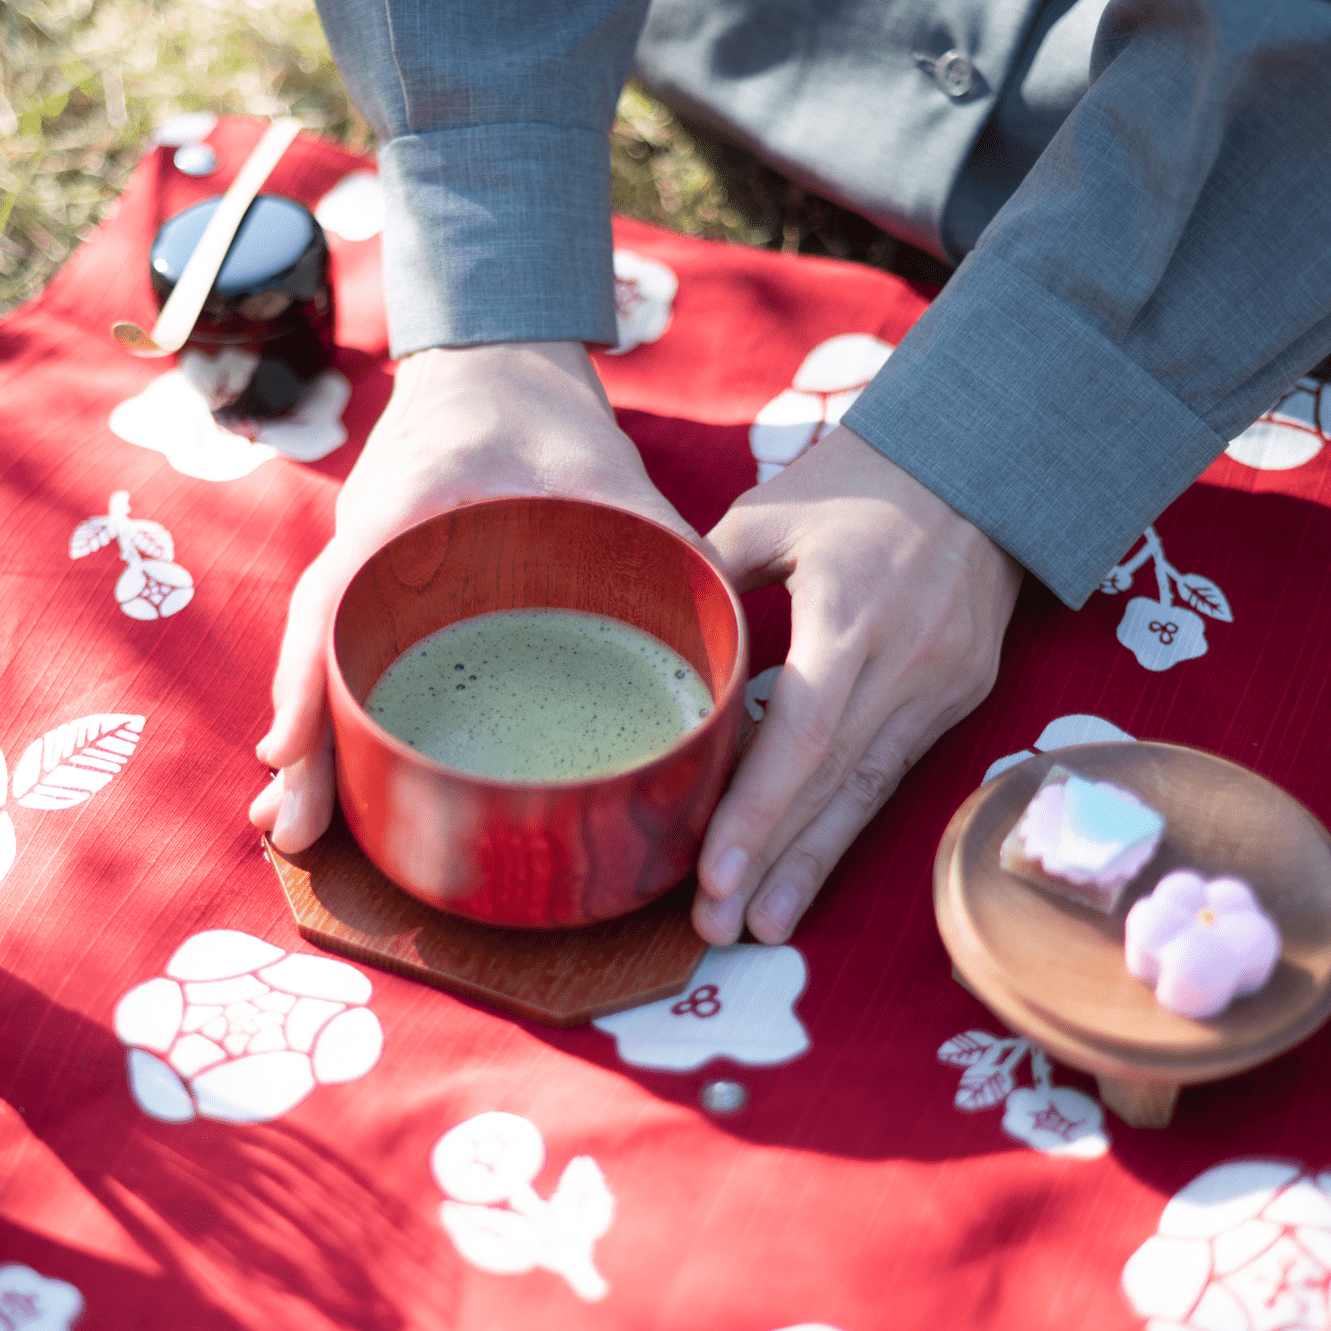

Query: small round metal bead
left=700, top=1080, right=748, bottom=1115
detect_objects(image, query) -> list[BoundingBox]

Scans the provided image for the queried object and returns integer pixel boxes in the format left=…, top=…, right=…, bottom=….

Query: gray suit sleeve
left=843, top=0, right=1331, bottom=608
left=313, top=0, right=650, bottom=355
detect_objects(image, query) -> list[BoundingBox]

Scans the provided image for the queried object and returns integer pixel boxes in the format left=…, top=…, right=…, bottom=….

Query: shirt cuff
left=378, top=124, right=619, bottom=357
left=841, top=251, right=1229, bottom=609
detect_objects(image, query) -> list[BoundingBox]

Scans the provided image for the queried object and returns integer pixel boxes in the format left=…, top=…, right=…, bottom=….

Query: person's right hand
left=248, top=340, right=697, bottom=853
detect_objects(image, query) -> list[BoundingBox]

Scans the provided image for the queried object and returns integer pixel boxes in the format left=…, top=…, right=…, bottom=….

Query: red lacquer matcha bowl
left=326, top=496, right=748, bottom=928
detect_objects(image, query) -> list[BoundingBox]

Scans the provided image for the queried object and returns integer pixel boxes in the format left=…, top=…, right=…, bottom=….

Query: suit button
left=935, top=49, right=976, bottom=99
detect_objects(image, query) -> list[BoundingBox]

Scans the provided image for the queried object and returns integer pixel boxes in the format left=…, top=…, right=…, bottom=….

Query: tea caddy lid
left=149, top=194, right=328, bottom=326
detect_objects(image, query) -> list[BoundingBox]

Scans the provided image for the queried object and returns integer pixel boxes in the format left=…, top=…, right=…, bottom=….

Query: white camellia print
left=606, top=250, right=678, bottom=356
left=0, top=1264, right=85, bottom=1330
left=113, top=929, right=384, bottom=1123
left=593, top=944, right=810, bottom=1071
left=108, top=367, right=351, bottom=482
left=0, top=715, right=146, bottom=885
left=314, top=170, right=385, bottom=242
left=1122, top=1158, right=1331, bottom=1329
left=1099, top=525, right=1232, bottom=672
left=938, top=1031, right=1110, bottom=1159
left=432, top=1112, right=614, bottom=1302
left=1226, top=376, right=1330, bottom=471
left=982, top=713, right=1137, bottom=785
left=70, top=491, right=193, bottom=621
left=749, top=333, right=894, bottom=483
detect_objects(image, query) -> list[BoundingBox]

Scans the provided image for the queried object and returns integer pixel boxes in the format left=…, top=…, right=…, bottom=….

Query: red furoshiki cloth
left=2, top=118, right=1331, bottom=1331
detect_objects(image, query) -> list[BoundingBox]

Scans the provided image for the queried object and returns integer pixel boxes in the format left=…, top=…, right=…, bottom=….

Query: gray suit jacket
left=314, top=0, right=1331, bottom=607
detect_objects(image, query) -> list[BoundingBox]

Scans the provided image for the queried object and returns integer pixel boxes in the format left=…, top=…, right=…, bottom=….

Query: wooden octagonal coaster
left=264, top=812, right=708, bottom=1028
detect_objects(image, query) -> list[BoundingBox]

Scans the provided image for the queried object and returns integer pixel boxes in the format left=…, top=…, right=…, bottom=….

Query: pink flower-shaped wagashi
left=1125, top=871, right=1281, bottom=1018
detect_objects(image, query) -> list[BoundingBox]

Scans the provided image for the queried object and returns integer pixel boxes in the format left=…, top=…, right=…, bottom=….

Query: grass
left=0, top=0, right=944, bottom=318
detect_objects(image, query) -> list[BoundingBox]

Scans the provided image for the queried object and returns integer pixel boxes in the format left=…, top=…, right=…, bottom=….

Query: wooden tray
left=935, top=742, right=1331, bottom=1127
left=264, top=812, right=708, bottom=1027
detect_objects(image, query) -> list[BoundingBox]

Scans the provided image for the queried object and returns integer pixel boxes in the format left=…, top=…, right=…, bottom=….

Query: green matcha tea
left=365, top=608, right=714, bottom=781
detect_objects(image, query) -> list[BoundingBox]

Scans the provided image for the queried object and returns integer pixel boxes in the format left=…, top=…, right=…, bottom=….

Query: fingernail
left=701, top=891, right=745, bottom=941
left=757, top=884, right=798, bottom=933
left=273, top=788, right=301, bottom=842
left=709, top=846, right=748, bottom=897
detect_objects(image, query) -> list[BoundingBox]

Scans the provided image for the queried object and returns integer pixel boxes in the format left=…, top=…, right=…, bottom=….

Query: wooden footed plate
left=934, top=742, right=1331, bottom=1128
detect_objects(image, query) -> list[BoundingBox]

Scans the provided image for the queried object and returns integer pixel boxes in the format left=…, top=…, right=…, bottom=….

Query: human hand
left=691, top=425, right=1023, bottom=944
left=249, top=340, right=696, bottom=852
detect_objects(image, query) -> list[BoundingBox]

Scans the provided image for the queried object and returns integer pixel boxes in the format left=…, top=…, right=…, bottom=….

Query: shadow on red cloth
left=0, top=974, right=460, bottom=1331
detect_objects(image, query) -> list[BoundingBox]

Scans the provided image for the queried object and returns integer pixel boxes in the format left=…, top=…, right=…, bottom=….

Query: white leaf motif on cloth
left=749, top=333, right=894, bottom=482
left=982, top=713, right=1136, bottom=785
left=1099, top=526, right=1228, bottom=671
left=0, top=1264, right=85, bottom=1330
left=938, top=1035, right=1109, bottom=1158
left=108, top=368, right=350, bottom=481
left=432, top=1112, right=613, bottom=1301
left=11, top=714, right=144, bottom=810
left=72, top=492, right=193, bottom=621
left=1226, top=376, right=1329, bottom=471
left=592, top=944, right=810, bottom=1071
left=937, top=1029, right=1000, bottom=1068
left=1120, top=1158, right=1331, bottom=1329
left=606, top=250, right=677, bottom=355
left=114, top=930, right=383, bottom=1123
left=314, top=170, right=384, bottom=242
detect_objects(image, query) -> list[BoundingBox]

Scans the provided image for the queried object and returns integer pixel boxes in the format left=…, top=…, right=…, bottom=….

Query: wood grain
left=264, top=813, right=709, bottom=1027
left=935, top=743, right=1331, bottom=1126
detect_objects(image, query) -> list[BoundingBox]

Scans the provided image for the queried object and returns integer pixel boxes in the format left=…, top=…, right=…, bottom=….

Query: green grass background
left=0, top=0, right=936, bottom=318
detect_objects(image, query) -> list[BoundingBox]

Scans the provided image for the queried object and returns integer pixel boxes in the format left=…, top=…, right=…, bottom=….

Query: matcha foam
left=365, top=608, right=714, bottom=781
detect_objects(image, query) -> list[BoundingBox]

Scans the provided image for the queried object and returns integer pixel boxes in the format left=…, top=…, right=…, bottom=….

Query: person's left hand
left=690, top=424, right=1023, bottom=944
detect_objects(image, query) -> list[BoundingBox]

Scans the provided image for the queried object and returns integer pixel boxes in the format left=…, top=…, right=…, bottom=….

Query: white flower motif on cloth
left=178, top=348, right=259, bottom=414
left=0, top=1264, right=84, bottom=1330
left=0, top=715, right=146, bottom=884
left=1120, top=1158, right=1331, bottom=1329
left=983, top=713, right=1137, bottom=785
left=70, top=491, right=193, bottom=621
left=938, top=1031, right=1110, bottom=1159
left=1099, top=525, right=1232, bottom=672
left=606, top=250, right=677, bottom=356
left=314, top=170, right=385, bottom=242
left=113, top=929, right=383, bottom=1124
left=432, top=1112, right=613, bottom=1302
left=150, top=112, right=217, bottom=147
left=1226, top=376, right=1330, bottom=471
left=744, top=665, right=782, bottom=722
left=592, top=944, right=809, bottom=1071
left=108, top=367, right=351, bottom=482
left=749, top=333, right=894, bottom=483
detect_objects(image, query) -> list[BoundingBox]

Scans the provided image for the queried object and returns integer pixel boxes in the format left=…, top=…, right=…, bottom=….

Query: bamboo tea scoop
left=112, top=117, right=302, bottom=357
